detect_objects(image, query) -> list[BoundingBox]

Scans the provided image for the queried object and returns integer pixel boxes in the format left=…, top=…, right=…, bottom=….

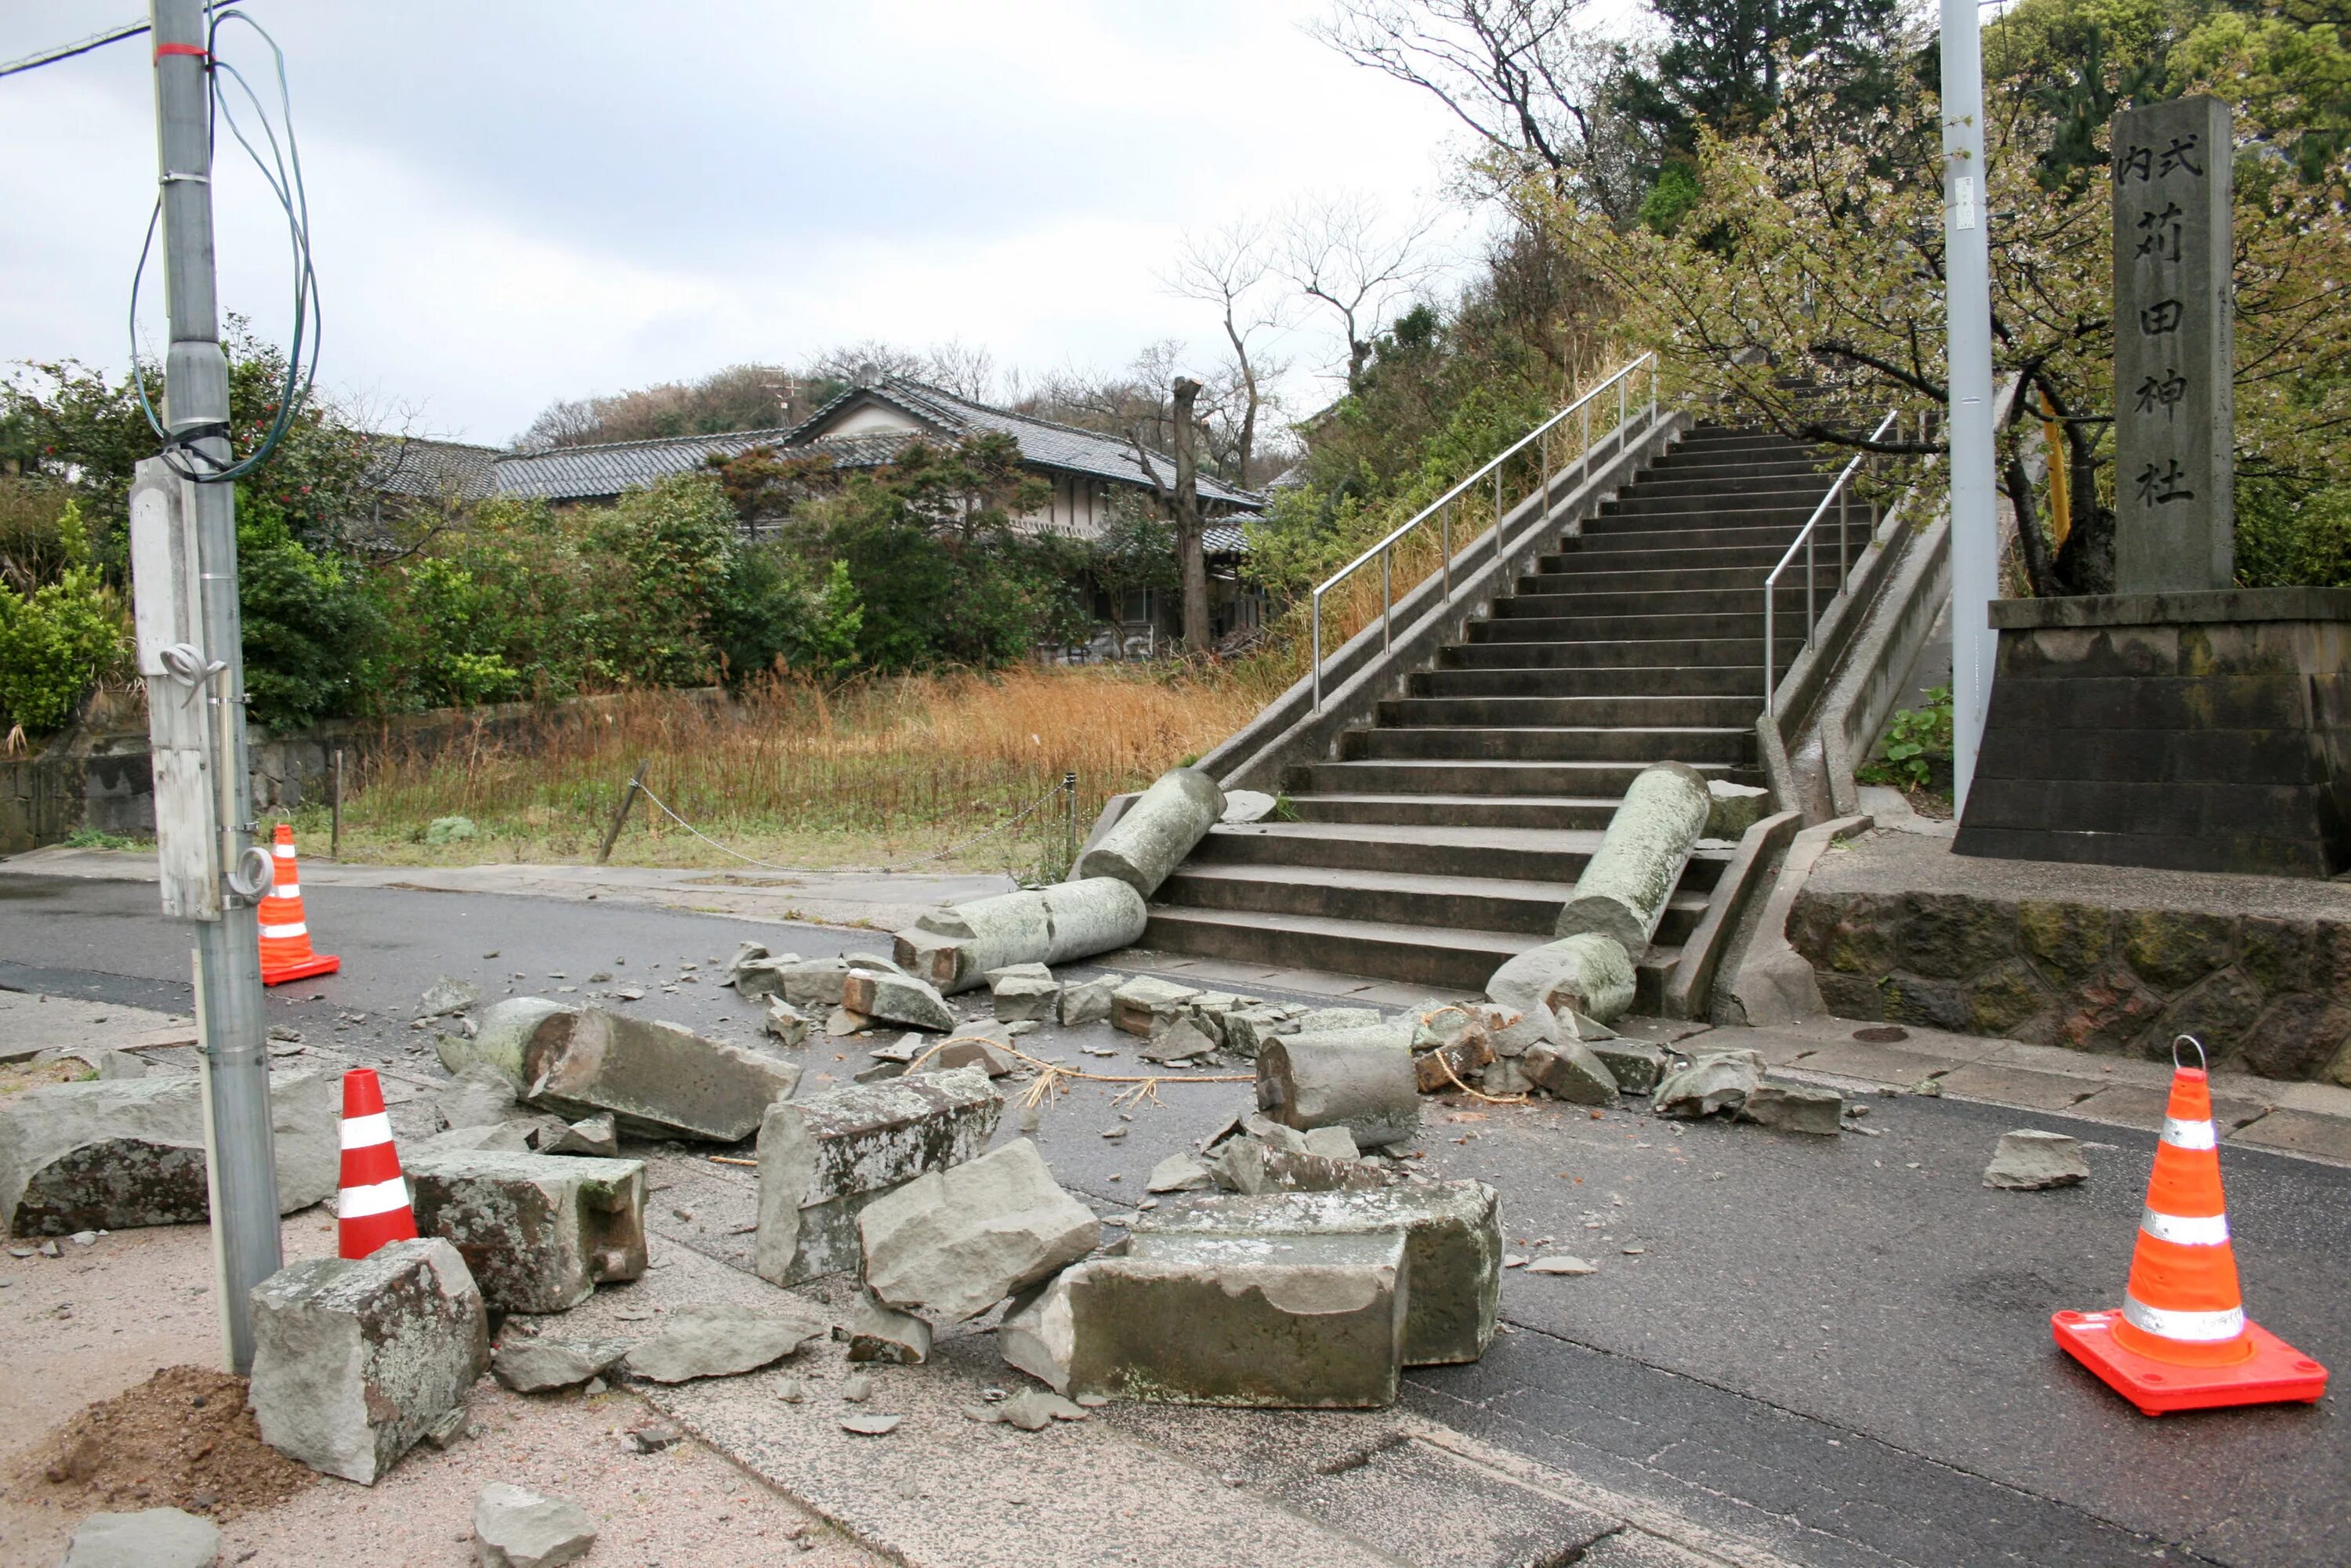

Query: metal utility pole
left=1942, top=0, right=1998, bottom=814
left=147, top=0, right=282, bottom=1374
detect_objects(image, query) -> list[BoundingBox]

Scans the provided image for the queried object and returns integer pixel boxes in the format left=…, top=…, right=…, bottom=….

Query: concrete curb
left=1711, top=816, right=1871, bottom=1027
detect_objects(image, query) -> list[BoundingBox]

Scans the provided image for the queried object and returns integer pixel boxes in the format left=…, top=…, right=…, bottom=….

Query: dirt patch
left=14, top=1364, right=314, bottom=1522
left=0, top=1059, right=94, bottom=1097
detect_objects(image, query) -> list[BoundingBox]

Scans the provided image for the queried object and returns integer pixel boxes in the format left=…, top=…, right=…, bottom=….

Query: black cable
left=0, top=18, right=150, bottom=80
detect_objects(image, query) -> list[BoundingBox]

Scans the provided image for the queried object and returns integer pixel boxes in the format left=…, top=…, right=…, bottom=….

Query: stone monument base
left=1955, top=588, right=2351, bottom=878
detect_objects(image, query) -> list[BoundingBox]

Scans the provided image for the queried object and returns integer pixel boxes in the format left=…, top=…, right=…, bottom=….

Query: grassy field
left=286, top=664, right=1270, bottom=881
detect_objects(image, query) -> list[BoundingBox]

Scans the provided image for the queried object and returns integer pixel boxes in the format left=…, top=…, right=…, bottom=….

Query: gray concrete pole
left=1941, top=0, right=1998, bottom=813
left=150, top=0, right=283, bottom=1373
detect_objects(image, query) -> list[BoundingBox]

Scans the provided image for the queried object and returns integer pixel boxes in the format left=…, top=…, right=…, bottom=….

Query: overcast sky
left=0, top=2, right=1481, bottom=446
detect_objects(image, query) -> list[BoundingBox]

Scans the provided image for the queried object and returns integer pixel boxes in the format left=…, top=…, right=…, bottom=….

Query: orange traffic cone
left=256, top=824, right=339, bottom=985
left=2052, top=1037, right=2327, bottom=1415
left=337, top=1068, right=417, bottom=1259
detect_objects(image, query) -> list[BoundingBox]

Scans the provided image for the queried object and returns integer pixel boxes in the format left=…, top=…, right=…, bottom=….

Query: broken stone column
left=1208, top=1137, right=1387, bottom=1196
left=1520, top=1039, right=1619, bottom=1106
left=1053, top=1231, right=1407, bottom=1407
left=1555, top=762, right=1712, bottom=952
left=444, top=997, right=567, bottom=1089
left=1485, top=932, right=1637, bottom=1030
left=0, top=1069, right=334, bottom=1237
left=406, top=1150, right=647, bottom=1313
left=1131, top=1182, right=1500, bottom=1366
left=1256, top=1025, right=1420, bottom=1150
left=859, top=1138, right=1099, bottom=1322
left=839, top=971, right=956, bottom=1032
left=248, top=1237, right=489, bottom=1485
left=1071, top=766, right=1225, bottom=898
left=892, top=928, right=965, bottom=991
left=753, top=1068, right=1002, bottom=1287
left=989, top=965, right=1061, bottom=1023
left=487, top=1005, right=799, bottom=1141
left=909, top=878, right=1148, bottom=993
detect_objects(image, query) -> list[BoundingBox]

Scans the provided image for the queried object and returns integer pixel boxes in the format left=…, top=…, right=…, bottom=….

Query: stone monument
left=1957, top=97, right=2351, bottom=878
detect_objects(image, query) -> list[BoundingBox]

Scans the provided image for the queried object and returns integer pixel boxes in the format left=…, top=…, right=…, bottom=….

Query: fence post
left=1063, top=771, right=1078, bottom=877
left=329, top=748, right=342, bottom=860
left=598, top=759, right=649, bottom=865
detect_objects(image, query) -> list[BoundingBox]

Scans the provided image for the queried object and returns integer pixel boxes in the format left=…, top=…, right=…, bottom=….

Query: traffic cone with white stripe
left=337, top=1067, right=417, bottom=1259
left=2052, top=1037, right=2327, bottom=1415
left=256, top=823, right=338, bottom=985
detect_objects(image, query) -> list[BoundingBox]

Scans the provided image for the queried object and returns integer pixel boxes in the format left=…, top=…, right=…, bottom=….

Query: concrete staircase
left=1145, top=423, right=1870, bottom=1007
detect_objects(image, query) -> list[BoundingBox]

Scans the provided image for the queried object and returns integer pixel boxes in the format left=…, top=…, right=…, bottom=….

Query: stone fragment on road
left=859, top=1138, right=1099, bottom=1322
left=407, top=1150, right=647, bottom=1313
left=763, top=996, right=810, bottom=1046
left=754, top=1067, right=1002, bottom=1287
left=1146, top=1153, right=1216, bottom=1193
left=537, top=1113, right=618, bottom=1158
left=1983, top=1129, right=2090, bottom=1190
left=498, top=1005, right=800, bottom=1142
left=435, top=1063, right=520, bottom=1131
left=776, top=957, right=854, bottom=1009
left=990, top=967, right=1061, bottom=1023
left=1652, top=1049, right=1763, bottom=1120
left=1525, top=1255, right=1596, bottom=1276
left=473, top=1480, right=597, bottom=1568
left=923, top=1036, right=1018, bottom=1077
left=1129, top=1180, right=1502, bottom=1366
left=1520, top=1040, right=1620, bottom=1106
left=1111, top=976, right=1201, bottom=1037
left=415, top=976, right=480, bottom=1020
left=491, top=1337, right=631, bottom=1394
left=999, top=1388, right=1087, bottom=1430
left=1741, top=1082, right=1844, bottom=1135
left=621, top=1302, right=829, bottom=1383
left=1219, top=1004, right=1300, bottom=1058
left=1057, top=976, right=1118, bottom=1026
left=58, top=1506, right=220, bottom=1568
left=1590, top=1038, right=1668, bottom=1093
left=1141, top=1016, right=1219, bottom=1065
left=827, top=1006, right=871, bottom=1037
left=839, top=1412, right=902, bottom=1436
left=842, top=971, right=958, bottom=1033
left=0, top=1069, right=333, bottom=1236
left=1256, top=1025, right=1420, bottom=1149
left=248, top=1238, right=489, bottom=1485
left=840, top=1293, right=933, bottom=1363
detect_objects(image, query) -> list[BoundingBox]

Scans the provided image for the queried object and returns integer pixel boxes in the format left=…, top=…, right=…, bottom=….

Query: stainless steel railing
left=1761, top=408, right=1902, bottom=712
left=1309, top=352, right=1661, bottom=712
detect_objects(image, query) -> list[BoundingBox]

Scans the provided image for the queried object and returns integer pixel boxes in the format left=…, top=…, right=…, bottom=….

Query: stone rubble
left=1057, top=976, right=1118, bottom=1027
left=859, top=1138, right=1099, bottom=1323
left=1590, top=1038, right=1669, bottom=1094
left=1140, top=1016, right=1219, bottom=1065
left=473, top=1480, right=597, bottom=1568
left=763, top=997, right=810, bottom=1046
left=1739, top=1082, right=1844, bottom=1135
left=841, top=972, right=958, bottom=1033
left=839, top=1292, right=933, bottom=1363
left=1520, top=1039, right=1621, bottom=1106
left=490, top=1337, right=631, bottom=1394
left=1983, top=1128, right=2091, bottom=1190
left=753, top=1068, right=1001, bottom=1287
left=415, top=976, right=481, bottom=1020
left=1256, top=1025, right=1420, bottom=1150
left=621, top=1302, right=829, bottom=1384
left=1111, top=976, right=1201, bottom=1037
left=495, top=1004, right=801, bottom=1142
left=248, top=1238, right=489, bottom=1485
left=988, top=964, right=1062, bottom=1023
left=1073, top=766, right=1225, bottom=897
left=922, top=1036, right=1020, bottom=1077
left=1652, top=1049, right=1765, bottom=1120
left=435, top=1063, right=520, bottom=1131
left=0, top=1069, right=334, bottom=1237
left=406, top=1150, right=647, bottom=1313
left=905, top=879, right=1147, bottom=993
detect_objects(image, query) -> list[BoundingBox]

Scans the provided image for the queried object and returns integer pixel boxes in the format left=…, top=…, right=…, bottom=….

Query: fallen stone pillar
left=911, top=879, right=1147, bottom=993
left=1554, top=762, right=1712, bottom=952
left=406, top=1150, right=647, bottom=1313
left=891, top=928, right=965, bottom=991
left=753, top=1068, right=1002, bottom=1287
left=444, top=997, right=567, bottom=1088
left=1485, top=933, right=1636, bottom=1030
left=1255, top=1025, right=1419, bottom=1150
left=1129, top=1180, right=1502, bottom=1366
left=484, top=1004, right=799, bottom=1142
left=1054, top=1230, right=1407, bottom=1407
left=1071, top=767, right=1225, bottom=898
left=248, top=1237, right=489, bottom=1485
left=859, top=1138, right=1099, bottom=1322
left=0, top=1070, right=334, bottom=1237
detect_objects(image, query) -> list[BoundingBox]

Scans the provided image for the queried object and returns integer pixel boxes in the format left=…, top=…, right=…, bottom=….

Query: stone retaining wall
left=1788, top=887, right=2351, bottom=1085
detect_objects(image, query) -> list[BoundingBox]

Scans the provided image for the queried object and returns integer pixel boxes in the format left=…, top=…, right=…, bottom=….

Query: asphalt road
left=2, top=868, right=2343, bottom=1568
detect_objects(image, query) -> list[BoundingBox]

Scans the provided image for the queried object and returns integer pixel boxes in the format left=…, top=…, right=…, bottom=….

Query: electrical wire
left=127, top=5, right=319, bottom=484
left=0, top=17, right=150, bottom=80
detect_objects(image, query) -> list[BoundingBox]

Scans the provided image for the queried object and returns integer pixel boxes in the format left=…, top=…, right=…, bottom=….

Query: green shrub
left=236, top=507, right=379, bottom=730
left=1860, top=685, right=1954, bottom=791
left=0, top=563, right=126, bottom=735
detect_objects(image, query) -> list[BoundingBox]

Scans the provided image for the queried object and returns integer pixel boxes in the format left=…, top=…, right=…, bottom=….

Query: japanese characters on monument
left=2111, top=95, right=2234, bottom=593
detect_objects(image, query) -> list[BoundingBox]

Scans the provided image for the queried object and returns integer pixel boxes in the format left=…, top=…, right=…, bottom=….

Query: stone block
left=1129, top=1181, right=1501, bottom=1366
left=490, top=1336, right=629, bottom=1393
left=1983, top=1128, right=2090, bottom=1189
left=858, top=1138, right=1099, bottom=1322
left=60, top=1507, right=219, bottom=1568
left=436, top=1062, right=518, bottom=1131
left=1257, top=1026, right=1419, bottom=1150
left=991, top=972, right=1061, bottom=1024
left=1058, top=976, right=1118, bottom=1026
left=1221, top=1004, right=1300, bottom=1059
left=1142, top=1016, right=1219, bottom=1064
left=1590, top=1040, right=1668, bottom=1094
left=1146, top=1152, right=1217, bottom=1193
left=1898, top=893, right=2018, bottom=981
left=502, top=1006, right=799, bottom=1142
left=763, top=997, right=810, bottom=1047
left=1208, top=1137, right=1387, bottom=1196
left=1072, top=766, right=1224, bottom=897
left=753, top=1068, right=1001, bottom=1287
left=0, top=1069, right=333, bottom=1237
left=892, top=928, right=964, bottom=990
left=1705, top=779, right=1771, bottom=839
left=621, top=1302, right=829, bottom=1383
left=2017, top=901, right=2113, bottom=980
left=539, top=1113, right=618, bottom=1158
left=839, top=1293, right=933, bottom=1363
left=1520, top=1041, right=1618, bottom=1106
left=248, top=1238, right=489, bottom=1485
left=2118, top=909, right=2237, bottom=991
left=407, top=1150, right=647, bottom=1313
left=999, top=1272, right=1077, bottom=1392
left=776, top=957, right=854, bottom=1009
left=841, top=971, right=957, bottom=1033
left=1653, top=1051, right=1761, bottom=1119
left=1063, top=1231, right=1407, bottom=1407
left=2242, top=994, right=2351, bottom=1081
left=473, top=1481, right=596, bottom=1568
left=1739, top=1083, right=1843, bottom=1135
left=1111, top=976, right=1201, bottom=1037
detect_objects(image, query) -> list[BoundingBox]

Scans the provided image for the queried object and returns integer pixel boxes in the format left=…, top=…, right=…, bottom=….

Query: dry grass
left=292, top=665, right=1267, bottom=880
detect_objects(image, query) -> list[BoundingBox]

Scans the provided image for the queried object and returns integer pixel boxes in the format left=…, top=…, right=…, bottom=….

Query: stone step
left=1344, top=725, right=1755, bottom=765
left=1491, top=586, right=1770, bottom=619
left=1548, top=521, right=1871, bottom=558
left=1596, top=494, right=1835, bottom=523
left=1516, top=563, right=1836, bottom=596
left=1439, top=636, right=1782, bottom=671
left=1538, top=539, right=1861, bottom=574
left=1375, top=693, right=1759, bottom=730
left=1282, top=793, right=1630, bottom=829
left=1628, top=473, right=1835, bottom=503
left=1645, top=454, right=1829, bottom=481
left=1156, top=860, right=1714, bottom=944
left=1408, top=664, right=1766, bottom=698
left=1469, top=610, right=1799, bottom=644
left=1192, top=820, right=1733, bottom=889
left=1291, top=758, right=1763, bottom=797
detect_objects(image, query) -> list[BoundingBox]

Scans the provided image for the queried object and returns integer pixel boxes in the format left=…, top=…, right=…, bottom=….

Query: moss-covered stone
left=1965, top=961, right=2055, bottom=1036
left=2238, top=917, right=2313, bottom=995
left=2240, top=994, right=2351, bottom=1081
left=2139, top=968, right=2265, bottom=1063
left=1880, top=973, right=1972, bottom=1032
left=1789, top=892, right=1897, bottom=975
left=2117, top=910, right=2237, bottom=992
left=2056, top=969, right=2167, bottom=1055
left=1898, top=893, right=2016, bottom=980
left=2017, top=901, right=2112, bottom=980
left=2309, top=921, right=2351, bottom=994
left=1817, top=972, right=1888, bottom=1019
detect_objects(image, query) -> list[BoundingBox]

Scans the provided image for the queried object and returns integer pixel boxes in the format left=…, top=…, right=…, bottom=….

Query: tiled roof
left=490, top=426, right=799, bottom=503
left=361, top=436, right=502, bottom=501
left=786, top=377, right=1265, bottom=510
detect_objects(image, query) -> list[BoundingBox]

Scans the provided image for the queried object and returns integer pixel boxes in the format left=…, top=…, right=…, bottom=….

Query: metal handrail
left=1761, top=408, right=1901, bottom=713
left=1310, top=351, right=1661, bottom=711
